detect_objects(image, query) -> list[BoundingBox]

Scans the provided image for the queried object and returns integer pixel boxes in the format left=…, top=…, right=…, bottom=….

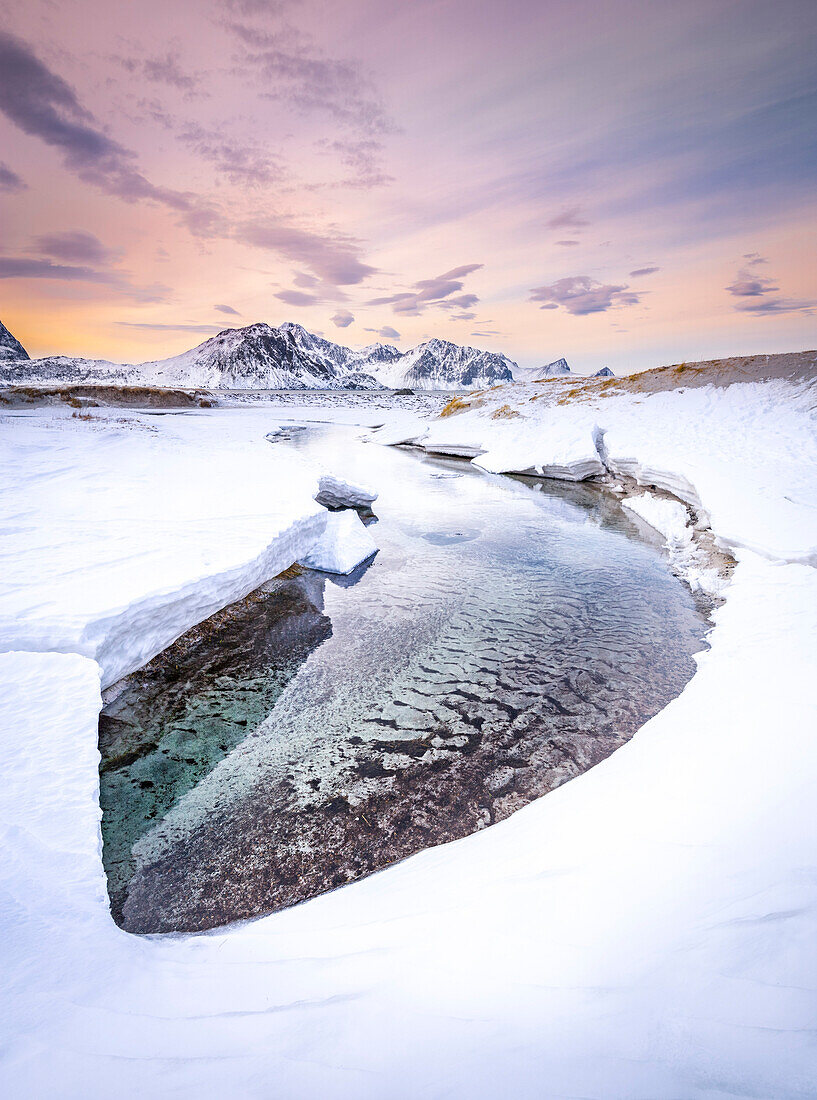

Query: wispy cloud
left=115, top=51, right=201, bottom=95
left=230, top=23, right=393, bottom=138
left=115, top=322, right=223, bottom=333
left=315, top=137, right=392, bottom=190
left=0, top=32, right=221, bottom=233
left=331, top=309, right=354, bottom=327
left=238, top=218, right=375, bottom=286
left=34, top=229, right=120, bottom=266
left=368, top=264, right=483, bottom=316
left=630, top=266, right=660, bottom=277
left=275, top=288, right=319, bottom=306
left=546, top=206, right=589, bottom=231
left=177, top=122, right=286, bottom=186
left=222, top=9, right=395, bottom=188
left=726, top=255, right=814, bottom=315
left=143, top=52, right=199, bottom=92
left=0, top=161, right=26, bottom=192
left=365, top=325, right=399, bottom=340
left=530, top=275, right=640, bottom=315
left=215, top=303, right=241, bottom=315
left=0, top=255, right=169, bottom=301
left=219, top=0, right=292, bottom=14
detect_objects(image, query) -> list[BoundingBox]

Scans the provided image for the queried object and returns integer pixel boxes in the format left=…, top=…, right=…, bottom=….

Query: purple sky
left=0, top=0, right=815, bottom=371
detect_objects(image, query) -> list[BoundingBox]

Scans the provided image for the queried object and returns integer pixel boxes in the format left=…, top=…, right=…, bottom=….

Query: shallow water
left=100, top=421, right=710, bottom=932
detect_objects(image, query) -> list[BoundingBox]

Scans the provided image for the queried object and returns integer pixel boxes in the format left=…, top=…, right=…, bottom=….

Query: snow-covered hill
left=0, top=319, right=518, bottom=391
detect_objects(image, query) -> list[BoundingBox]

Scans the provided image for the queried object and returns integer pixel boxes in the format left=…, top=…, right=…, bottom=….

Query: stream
left=99, top=420, right=711, bottom=932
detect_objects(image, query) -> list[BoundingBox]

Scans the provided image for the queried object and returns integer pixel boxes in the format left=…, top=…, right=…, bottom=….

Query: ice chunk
left=314, top=473, right=378, bottom=510
left=299, top=509, right=377, bottom=574
left=622, top=492, right=693, bottom=548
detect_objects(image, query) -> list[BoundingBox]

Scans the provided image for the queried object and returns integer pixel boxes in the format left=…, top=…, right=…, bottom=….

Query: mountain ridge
left=0, top=319, right=518, bottom=391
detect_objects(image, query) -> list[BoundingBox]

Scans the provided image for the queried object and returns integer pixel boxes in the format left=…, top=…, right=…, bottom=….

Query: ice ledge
left=91, top=509, right=328, bottom=687
left=390, top=388, right=817, bottom=569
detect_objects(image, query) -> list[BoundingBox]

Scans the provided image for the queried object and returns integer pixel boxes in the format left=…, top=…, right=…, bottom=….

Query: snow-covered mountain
left=0, top=320, right=28, bottom=362
left=139, top=323, right=386, bottom=390
left=372, top=337, right=514, bottom=389
left=0, top=319, right=519, bottom=391
left=537, top=357, right=571, bottom=376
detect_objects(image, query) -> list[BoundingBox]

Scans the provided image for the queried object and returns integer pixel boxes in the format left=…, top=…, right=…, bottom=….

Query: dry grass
left=439, top=395, right=474, bottom=418
left=518, top=350, right=817, bottom=411
left=0, top=383, right=216, bottom=410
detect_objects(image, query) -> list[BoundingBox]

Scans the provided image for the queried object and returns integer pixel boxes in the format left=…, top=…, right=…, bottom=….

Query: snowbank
left=0, top=409, right=333, bottom=687
left=382, top=376, right=817, bottom=566
left=0, top=381, right=816, bottom=1098
left=0, top=408, right=386, bottom=687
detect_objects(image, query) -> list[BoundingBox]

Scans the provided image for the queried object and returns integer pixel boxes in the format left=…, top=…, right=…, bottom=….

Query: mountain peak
left=0, top=320, right=30, bottom=362
left=538, top=357, right=571, bottom=376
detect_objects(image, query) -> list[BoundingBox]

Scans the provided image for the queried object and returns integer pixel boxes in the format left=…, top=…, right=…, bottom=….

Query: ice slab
left=299, top=509, right=378, bottom=574
left=314, top=472, right=378, bottom=509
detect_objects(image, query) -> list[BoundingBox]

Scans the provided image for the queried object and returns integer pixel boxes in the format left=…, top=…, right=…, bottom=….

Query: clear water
left=100, top=421, right=710, bottom=932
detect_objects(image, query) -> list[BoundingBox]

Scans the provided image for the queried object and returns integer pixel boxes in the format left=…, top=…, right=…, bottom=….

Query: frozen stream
left=100, top=421, right=711, bottom=932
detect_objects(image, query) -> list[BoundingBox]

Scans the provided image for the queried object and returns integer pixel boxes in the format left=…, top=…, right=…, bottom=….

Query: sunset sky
left=0, top=0, right=815, bottom=373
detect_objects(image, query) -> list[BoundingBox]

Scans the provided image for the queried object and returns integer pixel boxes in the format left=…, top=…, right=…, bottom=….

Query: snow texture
left=0, top=376, right=816, bottom=1098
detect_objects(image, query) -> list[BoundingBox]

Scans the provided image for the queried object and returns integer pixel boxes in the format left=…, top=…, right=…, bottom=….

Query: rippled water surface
left=100, top=420, right=710, bottom=932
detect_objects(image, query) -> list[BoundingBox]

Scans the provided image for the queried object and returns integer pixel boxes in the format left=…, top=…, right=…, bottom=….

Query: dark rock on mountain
left=0, top=320, right=29, bottom=361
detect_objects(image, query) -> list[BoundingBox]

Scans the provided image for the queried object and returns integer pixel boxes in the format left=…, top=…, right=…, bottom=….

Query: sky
left=0, top=0, right=815, bottom=374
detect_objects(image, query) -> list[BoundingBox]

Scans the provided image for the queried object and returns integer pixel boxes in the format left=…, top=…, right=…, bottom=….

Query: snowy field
left=1, top=373, right=816, bottom=1098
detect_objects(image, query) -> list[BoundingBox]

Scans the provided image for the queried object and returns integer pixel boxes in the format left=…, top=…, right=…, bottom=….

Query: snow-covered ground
left=0, top=407, right=378, bottom=684
left=1, top=376, right=816, bottom=1098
